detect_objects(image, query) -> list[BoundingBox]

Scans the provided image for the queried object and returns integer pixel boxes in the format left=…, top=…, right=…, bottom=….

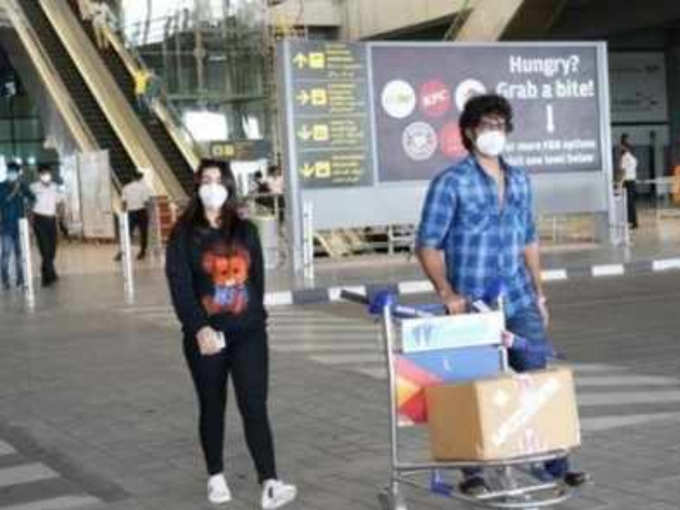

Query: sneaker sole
left=263, top=487, right=297, bottom=509
left=208, top=493, right=232, bottom=505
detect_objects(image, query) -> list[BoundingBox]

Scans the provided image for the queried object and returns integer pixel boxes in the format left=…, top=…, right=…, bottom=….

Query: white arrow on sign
left=546, top=103, right=555, bottom=133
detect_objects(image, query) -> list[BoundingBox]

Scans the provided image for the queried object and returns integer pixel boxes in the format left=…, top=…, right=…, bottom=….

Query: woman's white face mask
left=199, top=183, right=229, bottom=210
left=475, top=130, right=506, bottom=158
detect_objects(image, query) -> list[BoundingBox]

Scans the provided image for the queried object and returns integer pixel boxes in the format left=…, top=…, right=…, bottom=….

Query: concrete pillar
left=456, top=0, right=524, bottom=41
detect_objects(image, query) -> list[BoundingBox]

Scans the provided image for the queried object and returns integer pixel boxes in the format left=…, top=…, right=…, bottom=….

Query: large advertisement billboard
left=278, top=41, right=614, bottom=270
left=372, top=45, right=602, bottom=181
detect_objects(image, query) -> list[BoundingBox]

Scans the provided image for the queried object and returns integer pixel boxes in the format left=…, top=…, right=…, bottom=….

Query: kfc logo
left=419, top=80, right=451, bottom=118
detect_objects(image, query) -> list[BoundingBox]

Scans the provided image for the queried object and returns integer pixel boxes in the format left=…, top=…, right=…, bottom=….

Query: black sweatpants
left=183, top=327, right=276, bottom=483
left=33, top=214, right=57, bottom=284
left=624, top=180, right=638, bottom=228
left=129, top=209, right=149, bottom=254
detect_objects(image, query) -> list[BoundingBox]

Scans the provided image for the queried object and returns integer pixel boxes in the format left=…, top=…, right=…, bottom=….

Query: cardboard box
left=425, top=367, right=581, bottom=461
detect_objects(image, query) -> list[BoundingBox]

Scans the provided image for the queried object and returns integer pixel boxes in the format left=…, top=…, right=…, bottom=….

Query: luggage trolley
left=341, top=289, right=580, bottom=510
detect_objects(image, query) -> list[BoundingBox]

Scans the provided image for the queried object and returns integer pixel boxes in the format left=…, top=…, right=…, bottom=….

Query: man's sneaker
left=458, top=475, right=491, bottom=497
left=564, top=471, right=590, bottom=487
left=261, top=479, right=297, bottom=509
left=532, top=466, right=590, bottom=487
left=207, top=473, right=232, bottom=505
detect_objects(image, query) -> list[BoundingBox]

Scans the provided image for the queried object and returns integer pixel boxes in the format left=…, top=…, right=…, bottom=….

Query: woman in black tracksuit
left=165, top=159, right=296, bottom=508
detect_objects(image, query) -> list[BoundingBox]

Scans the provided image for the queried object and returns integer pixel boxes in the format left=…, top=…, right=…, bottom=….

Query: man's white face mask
left=475, top=130, right=506, bottom=158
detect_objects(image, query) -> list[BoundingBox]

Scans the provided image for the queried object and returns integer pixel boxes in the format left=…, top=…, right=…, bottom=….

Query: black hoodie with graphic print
left=165, top=219, right=266, bottom=338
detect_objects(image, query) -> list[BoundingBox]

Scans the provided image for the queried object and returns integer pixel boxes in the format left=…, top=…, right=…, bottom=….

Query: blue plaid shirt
left=416, top=155, right=538, bottom=317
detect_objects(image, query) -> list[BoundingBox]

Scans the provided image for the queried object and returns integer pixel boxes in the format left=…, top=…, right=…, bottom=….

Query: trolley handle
left=340, top=289, right=444, bottom=318
left=339, top=290, right=370, bottom=305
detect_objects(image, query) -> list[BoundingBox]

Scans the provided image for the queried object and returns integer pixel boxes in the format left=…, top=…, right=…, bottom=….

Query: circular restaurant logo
left=420, top=79, right=451, bottom=118
left=455, top=79, right=487, bottom=111
left=439, top=121, right=467, bottom=159
left=402, top=121, right=438, bottom=161
left=381, top=80, right=417, bottom=119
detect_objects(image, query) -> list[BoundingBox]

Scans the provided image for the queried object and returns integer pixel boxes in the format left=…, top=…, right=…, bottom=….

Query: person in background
left=145, top=70, right=161, bottom=114
left=266, top=165, right=285, bottom=222
left=30, top=165, right=64, bottom=287
left=266, top=165, right=283, bottom=196
left=0, top=162, right=35, bottom=290
left=114, top=171, right=151, bottom=261
left=165, top=159, right=296, bottom=508
left=91, top=2, right=114, bottom=50
left=619, top=134, right=639, bottom=230
left=133, top=67, right=153, bottom=117
left=253, top=171, right=273, bottom=212
left=416, top=94, right=588, bottom=496
left=76, top=0, right=93, bottom=20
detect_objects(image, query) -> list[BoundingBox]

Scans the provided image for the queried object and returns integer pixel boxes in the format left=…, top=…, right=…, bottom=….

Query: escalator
left=64, top=0, right=195, bottom=194
left=17, top=0, right=136, bottom=186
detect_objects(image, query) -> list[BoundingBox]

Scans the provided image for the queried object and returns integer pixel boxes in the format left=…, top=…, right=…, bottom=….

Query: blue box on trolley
left=425, top=367, right=581, bottom=461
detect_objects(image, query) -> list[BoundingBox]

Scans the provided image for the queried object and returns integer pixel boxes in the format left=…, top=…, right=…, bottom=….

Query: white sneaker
left=261, top=479, right=297, bottom=509
left=207, top=473, right=232, bottom=505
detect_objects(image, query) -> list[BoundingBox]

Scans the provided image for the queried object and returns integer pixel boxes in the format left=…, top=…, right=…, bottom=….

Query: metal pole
left=387, top=225, right=394, bottom=255
left=622, top=187, right=630, bottom=246
left=18, top=218, right=34, bottom=308
left=281, top=41, right=304, bottom=276
left=273, top=193, right=280, bottom=224
left=118, top=212, right=135, bottom=301
left=302, top=201, right=314, bottom=281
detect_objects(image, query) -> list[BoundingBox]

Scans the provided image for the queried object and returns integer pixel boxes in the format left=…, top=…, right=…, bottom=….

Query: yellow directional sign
left=293, top=52, right=308, bottom=69
left=309, top=52, right=325, bottom=69
left=296, top=90, right=310, bottom=105
left=312, top=124, right=329, bottom=142
left=311, top=88, right=327, bottom=106
left=300, top=163, right=315, bottom=178
left=315, top=161, right=331, bottom=178
left=297, top=125, right=312, bottom=141
left=299, top=161, right=332, bottom=179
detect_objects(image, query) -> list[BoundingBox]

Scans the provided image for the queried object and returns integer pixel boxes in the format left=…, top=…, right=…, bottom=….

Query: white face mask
left=40, top=174, right=52, bottom=184
left=7, top=173, right=18, bottom=182
left=475, top=130, right=506, bottom=158
left=199, top=183, right=229, bottom=210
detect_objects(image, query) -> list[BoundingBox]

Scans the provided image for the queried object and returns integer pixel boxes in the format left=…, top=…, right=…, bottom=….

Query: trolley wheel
left=377, top=489, right=408, bottom=510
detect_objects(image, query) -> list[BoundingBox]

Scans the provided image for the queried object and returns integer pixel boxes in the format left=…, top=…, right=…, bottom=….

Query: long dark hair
left=175, top=158, right=242, bottom=241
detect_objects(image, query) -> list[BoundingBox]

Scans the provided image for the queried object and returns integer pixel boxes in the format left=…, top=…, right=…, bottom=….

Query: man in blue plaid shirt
left=416, top=94, right=587, bottom=496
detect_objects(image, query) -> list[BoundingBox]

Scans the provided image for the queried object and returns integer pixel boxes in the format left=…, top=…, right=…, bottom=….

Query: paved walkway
left=1, top=271, right=680, bottom=509
left=5, top=208, right=680, bottom=308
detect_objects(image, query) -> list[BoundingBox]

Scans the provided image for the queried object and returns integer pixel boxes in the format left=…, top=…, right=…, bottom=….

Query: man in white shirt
left=619, top=134, right=639, bottom=229
left=115, top=171, right=151, bottom=261
left=30, top=165, right=65, bottom=287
